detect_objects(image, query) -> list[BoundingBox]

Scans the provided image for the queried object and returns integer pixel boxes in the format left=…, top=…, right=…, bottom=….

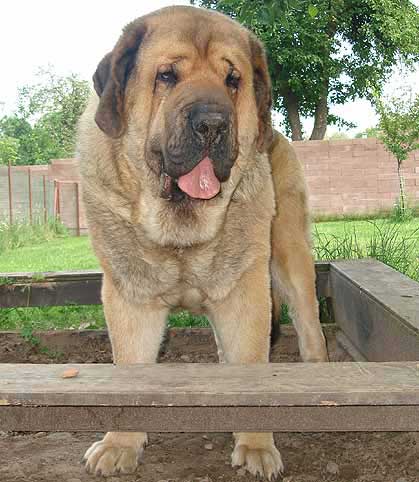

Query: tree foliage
left=374, top=88, right=419, bottom=215
left=375, top=90, right=419, bottom=165
left=355, top=126, right=381, bottom=138
left=0, top=67, right=90, bottom=165
left=326, top=130, right=349, bottom=140
left=0, top=136, right=20, bottom=165
left=193, top=0, right=419, bottom=140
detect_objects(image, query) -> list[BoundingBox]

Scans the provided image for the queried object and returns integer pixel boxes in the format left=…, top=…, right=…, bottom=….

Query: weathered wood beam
left=1, top=362, right=418, bottom=432
left=0, top=262, right=330, bottom=308
left=330, top=259, right=419, bottom=361
left=0, top=270, right=102, bottom=307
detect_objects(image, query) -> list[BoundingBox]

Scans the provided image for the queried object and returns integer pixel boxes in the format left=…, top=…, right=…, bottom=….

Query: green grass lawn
left=314, top=217, right=419, bottom=239
left=1, top=218, right=418, bottom=273
left=1, top=217, right=418, bottom=331
left=313, top=218, right=419, bottom=281
left=0, top=236, right=98, bottom=272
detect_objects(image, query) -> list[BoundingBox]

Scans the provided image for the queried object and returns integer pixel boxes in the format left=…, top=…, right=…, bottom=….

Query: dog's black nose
left=190, top=104, right=228, bottom=139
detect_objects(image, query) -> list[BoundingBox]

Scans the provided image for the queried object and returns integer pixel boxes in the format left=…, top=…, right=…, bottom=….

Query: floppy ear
left=249, top=34, right=273, bottom=153
left=93, top=20, right=147, bottom=138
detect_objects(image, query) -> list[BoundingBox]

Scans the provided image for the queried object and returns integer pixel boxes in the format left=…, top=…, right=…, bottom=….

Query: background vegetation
left=0, top=218, right=418, bottom=331
left=0, top=2, right=418, bottom=163
left=193, top=0, right=419, bottom=140
left=373, top=88, right=419, bottom=218
left=0, top=67, right=90, bottom=165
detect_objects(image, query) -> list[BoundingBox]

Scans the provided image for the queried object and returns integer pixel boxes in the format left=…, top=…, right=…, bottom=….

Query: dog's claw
left=232, top=444, right=284, bottom=480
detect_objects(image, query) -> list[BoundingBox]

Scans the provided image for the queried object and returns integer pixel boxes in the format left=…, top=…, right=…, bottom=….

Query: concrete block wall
left=294, top=138, right=419, bottom=215
left=2, top=139, right=418, bottom=234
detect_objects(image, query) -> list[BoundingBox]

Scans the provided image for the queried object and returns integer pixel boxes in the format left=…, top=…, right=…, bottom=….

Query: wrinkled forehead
left=143, top=11, right=251, bottom=68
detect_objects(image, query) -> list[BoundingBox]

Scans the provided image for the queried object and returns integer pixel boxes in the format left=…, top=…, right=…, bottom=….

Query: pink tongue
left=177, top=157, right=220, bottom=200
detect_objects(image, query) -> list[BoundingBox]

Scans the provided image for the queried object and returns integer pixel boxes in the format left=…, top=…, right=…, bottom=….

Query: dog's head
left=93, top=6, right=272, bottom=202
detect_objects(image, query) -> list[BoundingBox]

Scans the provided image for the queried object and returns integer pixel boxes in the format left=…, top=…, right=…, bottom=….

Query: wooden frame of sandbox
left=0, top=259, right=418, bottom=433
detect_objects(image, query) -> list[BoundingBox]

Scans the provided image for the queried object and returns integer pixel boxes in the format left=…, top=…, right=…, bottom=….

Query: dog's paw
left=83, top=432, right=147, bottom=477
left=232, top=443, right=284, bottom=480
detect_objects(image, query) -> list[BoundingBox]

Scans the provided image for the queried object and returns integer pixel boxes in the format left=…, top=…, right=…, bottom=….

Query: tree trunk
left=308, top=5, right=338, bottom=141
left=282, top=87, right=304, bottom=141
left=310, top=85, right=329, bottom=140
left=397, top=161, right=406, bottom=215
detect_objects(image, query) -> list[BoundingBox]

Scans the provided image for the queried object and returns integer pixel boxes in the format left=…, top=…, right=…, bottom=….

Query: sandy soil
left=0, top=326, right=418, bottom=482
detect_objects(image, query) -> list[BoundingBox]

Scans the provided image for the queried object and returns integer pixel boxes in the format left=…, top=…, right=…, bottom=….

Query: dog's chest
left=163, top=284, right=206, bottom=312
left=154, top=250, right=215, bottom=308
left=154, top=244, right=249, bottom=310
left=114, top=206, right=263, bottom=307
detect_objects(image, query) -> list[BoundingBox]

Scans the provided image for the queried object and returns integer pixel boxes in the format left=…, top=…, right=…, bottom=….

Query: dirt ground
left=0, top=326, right=418, bottom=482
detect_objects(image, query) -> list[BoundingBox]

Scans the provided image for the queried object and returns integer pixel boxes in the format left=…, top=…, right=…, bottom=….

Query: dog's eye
left=157, top=70, right=177, bottom=85
left=226, top=72, right=240, bottom=91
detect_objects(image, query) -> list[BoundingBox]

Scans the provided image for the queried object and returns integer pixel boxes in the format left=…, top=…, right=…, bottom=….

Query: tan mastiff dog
left=77, top=5, right=328, bottom=480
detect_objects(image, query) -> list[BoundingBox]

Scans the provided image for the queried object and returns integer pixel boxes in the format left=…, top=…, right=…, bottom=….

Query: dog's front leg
left=208, top=260, right=283, bottom=481
left=84, top=273, right=168, bottom=477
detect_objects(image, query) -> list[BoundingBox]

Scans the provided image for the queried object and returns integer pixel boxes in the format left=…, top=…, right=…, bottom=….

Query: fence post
left=54, top=180, right=61, bottom=220
left=53, top=181, right=57, bottom=218
left=75, top=182, right=80, bottom=237
left=43, top=175, right=47, bottom=224
left=8, top=160, right=13, bottom=224
left=57, top=181, right=61, bottom=220
left=28, top=167, right=32, bottom=224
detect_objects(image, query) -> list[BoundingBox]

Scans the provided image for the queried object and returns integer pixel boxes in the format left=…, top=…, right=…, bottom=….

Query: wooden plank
left=2, top=406, right=417, bottom=433
left=0, top=265, right=330, bottom=287
left=0, top=263, right=330, bottom=307
left=1, top=363, right=418, bottom=433
left=0, top=270, right=103, bottom=282
left=1, top=362, right=418, bottom=407
left=0, top=271, right=102, bottom=307
left=335, top=331, right=367, bottom=362
left=330, top=259, right=419, bottom=361
left=315, top=261, right=331, bottom=299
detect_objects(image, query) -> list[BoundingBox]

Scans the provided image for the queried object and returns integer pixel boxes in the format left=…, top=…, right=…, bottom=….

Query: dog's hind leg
left=270, top=132, right=328, bottom=363
left=271, top=235, right=328, bottom=362
left=83, top=273, right=168, bottom=477
left=270, top=268, right=286, bottom=345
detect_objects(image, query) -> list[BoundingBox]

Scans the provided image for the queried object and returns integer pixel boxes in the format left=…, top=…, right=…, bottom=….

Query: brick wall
left=294, top=138, right=419, bottom=215
left=2, top=139, right=418, bottom=233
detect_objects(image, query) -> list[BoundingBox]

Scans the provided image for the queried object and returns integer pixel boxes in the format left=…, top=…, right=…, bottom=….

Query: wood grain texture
left=0, top=262, right=330, bottom=307
left=1, top=362, right=418, bottom=432
left=330, top=259, right=419, bottom=361
left=1, top=362, right=418, bottom=407
left=315, top=261, right=331, bottom=299
left=2, top=405, right=418, bottom=432
left=0, top=271, right=102, bottom=307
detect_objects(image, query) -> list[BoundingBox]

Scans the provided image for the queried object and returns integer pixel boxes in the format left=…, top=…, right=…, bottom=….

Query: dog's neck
left=133, top=150, right=272, bottom=248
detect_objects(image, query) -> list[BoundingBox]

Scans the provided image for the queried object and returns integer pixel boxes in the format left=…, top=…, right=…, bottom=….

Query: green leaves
left=374, top=88, right=419, bottom=164
left=196, top=0, right=302, bottom=26
left=374, top=87, right=419, bottom=217
left=0, top=67, right=90, bottom=165
left=308, top=4, right=319, bottom=18
left=0, top=136, right=20, bottom=165
left=193, top=0, right=419, bottom=139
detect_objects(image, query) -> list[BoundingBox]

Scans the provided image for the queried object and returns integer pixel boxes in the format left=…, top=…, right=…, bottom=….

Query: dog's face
left=93, top=6, right=272, bottom=202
